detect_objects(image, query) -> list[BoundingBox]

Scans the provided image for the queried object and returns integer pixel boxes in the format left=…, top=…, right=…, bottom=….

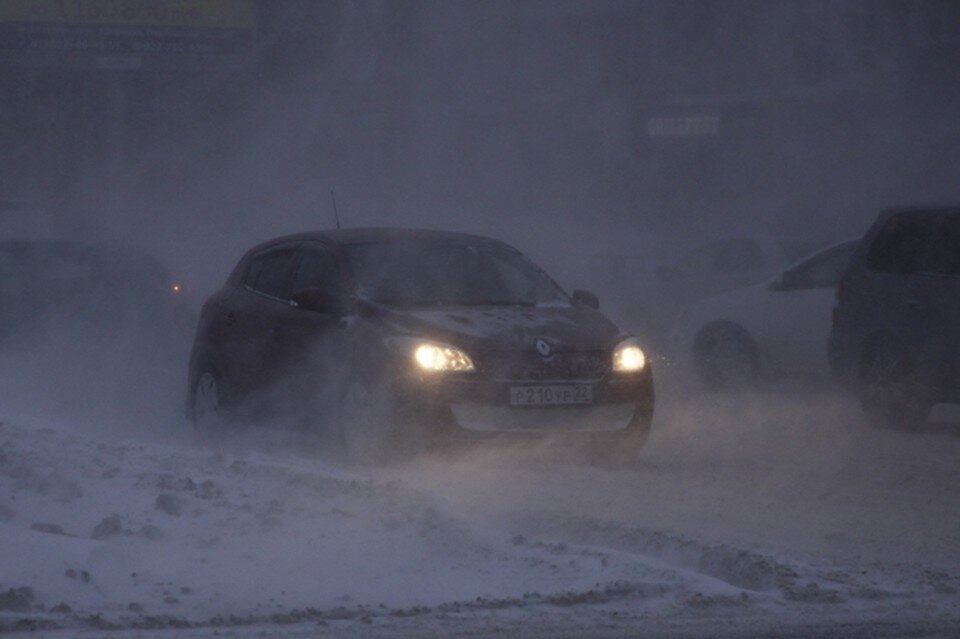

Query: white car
left=671, top=239, right=859, bottom=387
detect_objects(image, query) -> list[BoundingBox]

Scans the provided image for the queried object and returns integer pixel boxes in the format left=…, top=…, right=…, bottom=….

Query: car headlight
left=413, top=342, right=475, bottom=372
left=613, top=339, right=646, bottom=373
left=386, top=338, right=475, bottom=373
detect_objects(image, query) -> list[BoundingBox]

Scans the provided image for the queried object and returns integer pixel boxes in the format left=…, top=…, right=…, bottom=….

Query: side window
left=243, top=257, right=264, bottom=290
left=784, top=242, right=856, bottom=289
left=924, top=213, right=960, bottom=277
left=245, top=247, right=298, bottom=300
left=866, top=214, right=934, bottom=274
left=291, top=243, right=339, bottom=292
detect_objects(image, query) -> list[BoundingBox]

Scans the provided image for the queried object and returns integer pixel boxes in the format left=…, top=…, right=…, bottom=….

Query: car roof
left=879, top=204, right=960, bottom=220
left=246, top=227, right=516, bottom=253
left=0, top=238, right=150, bottom=259
left=228, top=228, right=521, bottom=286
left=0, top=237, right=169, bottom=268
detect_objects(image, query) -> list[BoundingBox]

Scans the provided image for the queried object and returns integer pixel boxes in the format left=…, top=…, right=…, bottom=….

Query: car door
left=754, top=242, right=857, bottom=374
left=918, top=210, right=960, bottom=396
left=0, top=243, right=20, bottom=337
left=861, top=212, right=937, bottom=360
left=219, top=243, right=301, bottom=397
left=268, top=241, right=345, bottom=394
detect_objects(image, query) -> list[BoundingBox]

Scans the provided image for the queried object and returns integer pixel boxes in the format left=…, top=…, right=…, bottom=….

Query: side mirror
left=777, top=269, right=799, bottom=290
left=572, top=288, right=600, bottom=310
left=290, top=286, right=349, bottom=315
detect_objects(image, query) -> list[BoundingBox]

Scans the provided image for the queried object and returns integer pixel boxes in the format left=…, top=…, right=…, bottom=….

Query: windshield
left=343, top=240, right=569, bottom=307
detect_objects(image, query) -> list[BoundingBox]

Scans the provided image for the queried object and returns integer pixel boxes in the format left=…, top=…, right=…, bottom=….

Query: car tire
left=335, top=372, right=424, bottom=465
left=693, top=323, right=759, bottom=389
left=858, top=342, right=931, bottom=430
left=187, top=359, right=228, bottom=432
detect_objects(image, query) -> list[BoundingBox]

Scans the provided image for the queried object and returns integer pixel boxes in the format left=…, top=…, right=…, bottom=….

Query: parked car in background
left=646, top=235, right=828, bottom=344
left=672, top=239, right=859, bottom=387
left=657, top=235, right=824, bottom=297
left=830, top=206, right=960, bottom=428
left=187, top=228, right=655, bottom=462
left=0, top=239, right=193, bottom=344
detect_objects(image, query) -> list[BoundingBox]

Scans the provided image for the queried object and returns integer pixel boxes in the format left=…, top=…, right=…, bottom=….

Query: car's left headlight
left=413, top=342, right=475, bottom=372
left=387, top=337, right=476, bottom=373
left=613, top=338, right=646, bottom=373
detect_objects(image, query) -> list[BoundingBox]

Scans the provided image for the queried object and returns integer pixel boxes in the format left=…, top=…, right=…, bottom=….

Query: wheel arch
left=856, top=331, right=910, bottom=378
left=186, top=349, right=230, bottom=414
left=693, top=320, right=761, bottom=362
left=691, top=319, right=763, bottom=387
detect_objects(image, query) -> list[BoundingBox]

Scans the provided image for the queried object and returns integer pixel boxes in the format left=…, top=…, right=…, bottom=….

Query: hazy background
left=2, top=0, right=960, bottom=295
left=1, top=6, right=960, bottom=633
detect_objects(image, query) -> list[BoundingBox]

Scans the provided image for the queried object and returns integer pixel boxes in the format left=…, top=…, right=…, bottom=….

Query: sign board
left=0, top=0, right=254, bottom=69
left=646, top=114, right=720, bottom=138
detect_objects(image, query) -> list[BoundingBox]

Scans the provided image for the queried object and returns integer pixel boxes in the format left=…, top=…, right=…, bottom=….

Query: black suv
left=187, top=229, right=654, bottom=460
left=829, top=207, right=960, bottom=427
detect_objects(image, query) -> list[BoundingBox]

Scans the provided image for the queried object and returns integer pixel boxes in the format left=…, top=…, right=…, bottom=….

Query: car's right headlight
left=612, top=338, right=646, bottom=373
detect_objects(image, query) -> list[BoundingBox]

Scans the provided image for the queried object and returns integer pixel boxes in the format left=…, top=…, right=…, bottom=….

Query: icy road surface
left=1, top=381, right=959, bottom=637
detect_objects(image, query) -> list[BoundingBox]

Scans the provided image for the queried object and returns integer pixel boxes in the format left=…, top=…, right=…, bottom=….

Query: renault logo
left=535, top=338, right=552, bottom=357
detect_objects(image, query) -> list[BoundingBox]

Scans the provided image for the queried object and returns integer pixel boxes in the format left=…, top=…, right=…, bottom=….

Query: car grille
left=481, top=351, right=607, bottom=381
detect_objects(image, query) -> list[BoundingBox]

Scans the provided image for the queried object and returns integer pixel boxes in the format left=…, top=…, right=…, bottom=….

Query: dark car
left=187, top=228, right=654, bottom=460
left=829, top=206, right=960, bottom=427
left=0, top=239, right=192, bottom=343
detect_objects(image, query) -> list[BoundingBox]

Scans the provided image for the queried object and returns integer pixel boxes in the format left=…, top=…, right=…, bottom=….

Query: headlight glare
left=412, top=342, right=475, bottom=372
left=613, top=340, right=646, bottom=373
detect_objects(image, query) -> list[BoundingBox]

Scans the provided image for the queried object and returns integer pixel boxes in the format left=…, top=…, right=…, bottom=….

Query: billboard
left=0, top=0, right=254, bottom=69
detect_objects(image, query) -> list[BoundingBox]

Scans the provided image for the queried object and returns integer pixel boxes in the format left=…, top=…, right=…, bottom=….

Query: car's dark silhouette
left=0, top=239, right=192, bottom=343
left=830, top=206, right=960, bottom=427
left=187, top=229, right=654, bottom=460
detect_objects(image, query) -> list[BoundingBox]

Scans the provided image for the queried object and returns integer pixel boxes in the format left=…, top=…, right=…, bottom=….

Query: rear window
left=866, top=214, right=935, bottom=275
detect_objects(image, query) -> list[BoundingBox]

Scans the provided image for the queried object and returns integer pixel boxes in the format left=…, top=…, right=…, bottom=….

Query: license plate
left=509, top=385, right=593, bottom=406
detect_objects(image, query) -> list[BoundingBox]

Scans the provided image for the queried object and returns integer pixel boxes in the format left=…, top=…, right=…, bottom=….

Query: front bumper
left=391, top=368, right=655, bottom=436
left=450, top=402, right=638, bottom=432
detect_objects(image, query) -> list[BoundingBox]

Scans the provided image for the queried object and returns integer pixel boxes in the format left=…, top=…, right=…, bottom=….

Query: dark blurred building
left=0, top=0, right=339, bottom=234
left=620, top=0, right=960, bottom=235
left=1, top=0, right=958, bottom=239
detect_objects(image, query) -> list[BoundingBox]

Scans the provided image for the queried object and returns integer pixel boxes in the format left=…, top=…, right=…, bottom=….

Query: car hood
left=376, top=304, right=624, bottom=353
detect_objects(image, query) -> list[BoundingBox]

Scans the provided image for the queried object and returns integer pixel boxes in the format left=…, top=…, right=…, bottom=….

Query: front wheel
left=188, top=364, right=227, bottom=432
left=694, top=324, right=759, bottom=389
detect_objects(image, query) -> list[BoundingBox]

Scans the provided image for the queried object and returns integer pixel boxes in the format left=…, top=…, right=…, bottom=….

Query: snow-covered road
left=1, top=350, right=959, bottom=637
